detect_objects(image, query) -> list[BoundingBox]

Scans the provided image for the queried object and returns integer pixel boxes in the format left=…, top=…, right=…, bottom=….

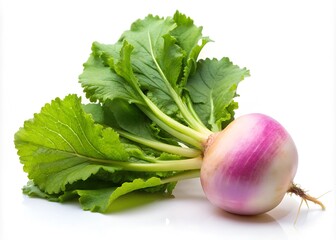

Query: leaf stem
left=86, top=156, right=203, bottom=172
left=139, top=106, right=203, bottom=149
left=161, top=169, right=200, bottom=184
left=143, top=98, right=207, bottom=141
left=117, top=130, right=201, bottom=158
left=184, top=95, right=210, bottom=130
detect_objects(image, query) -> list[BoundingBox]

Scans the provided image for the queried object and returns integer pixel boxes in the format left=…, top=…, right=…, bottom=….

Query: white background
left=1, top=0, right=335, bottom=239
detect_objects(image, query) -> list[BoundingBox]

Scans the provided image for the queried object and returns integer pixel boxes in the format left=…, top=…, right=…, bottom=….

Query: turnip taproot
left=201, top=113, right=325, bottom=215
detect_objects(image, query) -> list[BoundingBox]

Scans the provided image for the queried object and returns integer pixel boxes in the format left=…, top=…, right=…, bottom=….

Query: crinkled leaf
left=171, top=11, right=211, bottom=89
left=22, top=176, right=175, bottom=213
left=119, top=14, right=182, bottom=87
left=79, top=42, right=143, bottom=104
left=103, top=99, right=155, bottom=140
left=76, top=177, right=164, bottom=212
left=186, top=58, right=250, bottom=132
left=82, top=103, right=104, bottom=124
left=14, top=94, right=129, bottom=194
left=22, top=180, right=64, bottom=202
left=117, top=14, right=184, bottom=115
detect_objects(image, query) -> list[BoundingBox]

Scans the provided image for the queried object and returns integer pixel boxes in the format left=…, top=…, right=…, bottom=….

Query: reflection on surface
left=155, top=179, right=291, bottom=239
left=160, top=204, right=289, bottom=240
left=214, top=207, right=283, bottom=223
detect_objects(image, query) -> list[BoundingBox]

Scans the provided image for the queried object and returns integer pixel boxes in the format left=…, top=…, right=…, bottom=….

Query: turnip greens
left=15, top=11, right=250, bottom=213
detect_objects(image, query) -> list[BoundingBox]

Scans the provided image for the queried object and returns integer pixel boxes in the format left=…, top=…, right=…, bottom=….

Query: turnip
left=201, top=113, right=325, bottom=215
left=15, top=12, right=326, bottom=214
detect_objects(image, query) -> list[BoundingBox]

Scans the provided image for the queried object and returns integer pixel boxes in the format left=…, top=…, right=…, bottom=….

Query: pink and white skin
left=201, top=113, right=298, bottom=215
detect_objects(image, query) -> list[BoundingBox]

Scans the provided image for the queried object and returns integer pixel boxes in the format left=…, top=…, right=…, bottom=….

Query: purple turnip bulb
left=201, top=113, right=324, bottom=215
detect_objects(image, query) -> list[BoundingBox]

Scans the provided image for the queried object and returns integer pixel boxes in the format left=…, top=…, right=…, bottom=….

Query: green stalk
left=118, top=130, right=201, bottom=158
left=161, top=169, right=200, bottom=184
left=82, top=155, right=203, bottom=172
left=118, top=157, right=202, bottom=172
left=141, top=97, right=207, bottom=142
left=184, top=94, right=209, bottom=129
left=131, top=154, right=158, bottom=163
left=140, top=106, right=203, bottom=149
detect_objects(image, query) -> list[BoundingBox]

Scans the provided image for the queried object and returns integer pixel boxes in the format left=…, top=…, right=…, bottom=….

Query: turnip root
left=201, top=113, right=325, bottom=215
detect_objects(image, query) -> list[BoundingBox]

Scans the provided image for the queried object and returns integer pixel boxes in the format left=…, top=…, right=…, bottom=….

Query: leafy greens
left=14, top=11, right=249, bottom=212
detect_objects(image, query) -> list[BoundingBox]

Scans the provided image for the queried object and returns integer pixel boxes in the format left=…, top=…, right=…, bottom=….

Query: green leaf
left=22, top=180, right=63, bottom=202
left=76, top=177, right=164, bottom=212
left=22, top=176, right=171, bottom=213
left=171, top=11, right=212, bottom=89
left=118, top=14, right=184, bottom=115
left=79, top=43, right=143, bottom=104
left=113, top=41, right=141, bottom=91
left=82, top=103, right=104, bottom=124
left=186, top=58, right=250, bottom=131
left=103, top=99, right=156, bottom=141
left=14, top=94, right=129, bottom=194
left=22, top=170, right=200, bottom=213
